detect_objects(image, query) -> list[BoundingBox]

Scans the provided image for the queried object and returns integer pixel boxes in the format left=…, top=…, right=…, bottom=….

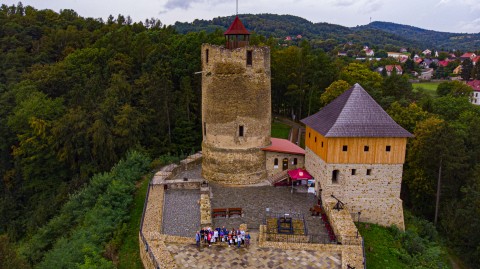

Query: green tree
left=461, top=58, right=473, bottom=81
left=320, top=80, right=350, bottom=106
left=339, top=62, right=383, bottom=99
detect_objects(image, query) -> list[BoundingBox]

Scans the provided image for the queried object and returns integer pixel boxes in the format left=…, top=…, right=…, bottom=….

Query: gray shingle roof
left=301, top=83, right=413, bottom=138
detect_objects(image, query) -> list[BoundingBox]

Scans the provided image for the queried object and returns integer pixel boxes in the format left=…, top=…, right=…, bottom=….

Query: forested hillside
left=354, top=21, right=480, bottom=51
left=0, top=3, right=479, bottom=268
left=175, top=14, right=479, bottom=51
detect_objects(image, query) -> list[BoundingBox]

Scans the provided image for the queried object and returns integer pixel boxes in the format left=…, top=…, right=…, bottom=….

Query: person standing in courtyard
left=195, top=231, right=201, bottom=248
left=245, top=232, right=251, bottom=248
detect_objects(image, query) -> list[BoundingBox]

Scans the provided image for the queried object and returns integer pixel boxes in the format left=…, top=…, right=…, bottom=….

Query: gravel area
left=162, top=189, right=201, bottom=237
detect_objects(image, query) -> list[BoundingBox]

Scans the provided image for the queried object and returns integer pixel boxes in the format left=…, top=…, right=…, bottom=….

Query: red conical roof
left=224, top=16, right=250, bottom=35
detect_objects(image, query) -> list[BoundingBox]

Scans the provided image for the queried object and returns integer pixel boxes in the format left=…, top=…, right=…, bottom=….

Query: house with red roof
left=385, top=65, right=403, bottom=76
left=473, top=56, right=480, bottom=65
left=262, top=138, right=305, bottom=178
left=468, top=80, right=480, bottom=105
left=437, top=60, right=450, bottom=67
left=461, top=52, right=477, bottom=61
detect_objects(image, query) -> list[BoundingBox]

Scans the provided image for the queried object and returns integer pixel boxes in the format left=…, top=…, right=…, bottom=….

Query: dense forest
left=0, top=3, right=479, bottom=268
left=174, top=14, right=480, bottom=51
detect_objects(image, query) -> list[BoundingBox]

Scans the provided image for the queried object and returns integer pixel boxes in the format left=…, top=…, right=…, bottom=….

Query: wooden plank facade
left=305, top=126, right=407, bottom=164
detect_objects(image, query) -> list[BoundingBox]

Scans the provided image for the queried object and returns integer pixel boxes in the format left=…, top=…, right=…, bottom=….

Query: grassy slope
left=117, top=175, right=150, bottom=269
left=271, top=121, right=291, bottom=139
left=413, top=82, right=441, bottom=97
left=359, top=223, right=408, bottom=269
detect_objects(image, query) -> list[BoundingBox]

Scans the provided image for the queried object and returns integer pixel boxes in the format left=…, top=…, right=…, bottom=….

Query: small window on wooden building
left=205, top=49, right=209, bottom=63
left=342, top=145, right=348, bottom=152
left=332, top=170, right=339, bottom=184
left=321, top=142, right=324, bottom=148
left=351, top=169, right=356, bottom=175
left=239, top=125, right=244, bottom=137
left=364, top=145, right=369, bottom=152
left=366, top=169, right=372, bottom=176
left=315, top=137, right=317, bottom=142
left=246, top=50, right=253, bottom=66
left=386, top=145, right=391, bottom=152
left=308, top=132, right=311, bottom=138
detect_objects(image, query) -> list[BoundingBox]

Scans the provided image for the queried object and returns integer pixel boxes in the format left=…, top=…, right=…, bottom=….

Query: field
left=412, top=81, right=442, bottom=97
left=271, top=121, right=291, bottom=139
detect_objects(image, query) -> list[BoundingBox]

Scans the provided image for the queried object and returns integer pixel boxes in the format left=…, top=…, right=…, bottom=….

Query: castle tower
left=201, top=16, right=271, bottom=185
left=301, top=84, right=413, bottom=230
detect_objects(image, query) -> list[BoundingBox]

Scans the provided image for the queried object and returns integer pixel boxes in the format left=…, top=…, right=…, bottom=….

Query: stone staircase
left=267, top=170, right=289, bottom=185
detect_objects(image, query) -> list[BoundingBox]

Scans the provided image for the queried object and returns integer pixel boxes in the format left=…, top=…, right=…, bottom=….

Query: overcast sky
left=4, top=0, right=480, bottom=33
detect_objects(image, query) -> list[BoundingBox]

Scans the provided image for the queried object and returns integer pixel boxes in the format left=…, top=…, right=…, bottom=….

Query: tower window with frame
left=321, top=142, right=324, bottom=148
left=315, top=137, right=317, bottom=142
left=246, top=50, right=253, bottom=66
left=239, top=125, right=244, bottom=137
left=293, top=158, right=297, bottom=165
left=205, top=49, right=209, bottom=63
left=274, top=158, right=278, bottom=169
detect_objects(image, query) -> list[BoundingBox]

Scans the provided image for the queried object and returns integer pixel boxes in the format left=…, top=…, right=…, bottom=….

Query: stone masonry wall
left=265, top=151, right=305, bottom=177
left=258, top=225, right=364, bottom=269
left=305, top=147, right=405, bottom=230
left=139, top=153, right=203, bottom=269
left=201, top=44, right=271, bottom=185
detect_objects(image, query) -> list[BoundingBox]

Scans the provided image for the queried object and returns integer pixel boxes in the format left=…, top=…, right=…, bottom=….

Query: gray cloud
left=363, top=0, right=382, bottom=13
left=333, top=0, right=356, bottom=7
left=163, top=0, right=205, bottom=11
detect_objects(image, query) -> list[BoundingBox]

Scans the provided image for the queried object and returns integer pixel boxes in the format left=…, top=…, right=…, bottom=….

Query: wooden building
left=301, top=83, right=412, bottom=229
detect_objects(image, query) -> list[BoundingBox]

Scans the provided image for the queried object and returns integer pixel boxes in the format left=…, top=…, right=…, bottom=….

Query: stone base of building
left=305, top=147, right=405, bottom=230
left=202, top=142, right=267, bottom=185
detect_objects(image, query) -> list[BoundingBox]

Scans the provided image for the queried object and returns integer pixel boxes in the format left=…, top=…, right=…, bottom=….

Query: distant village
left=282, top=34, right=480, bottom=105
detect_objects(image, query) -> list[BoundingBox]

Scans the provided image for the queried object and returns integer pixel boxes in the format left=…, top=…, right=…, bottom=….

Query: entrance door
left=282, top=158, right=288, bottom=170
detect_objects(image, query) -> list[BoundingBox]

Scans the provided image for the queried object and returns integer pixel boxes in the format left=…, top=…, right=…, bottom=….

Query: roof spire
left=236, top=0, right=238, bottom=15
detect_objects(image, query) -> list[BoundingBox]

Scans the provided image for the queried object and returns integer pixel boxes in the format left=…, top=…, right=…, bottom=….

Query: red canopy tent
left=287, top=168, right=313, bottom=181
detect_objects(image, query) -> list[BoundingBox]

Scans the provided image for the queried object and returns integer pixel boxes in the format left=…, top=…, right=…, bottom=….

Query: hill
left=354, top=21, right=480, bottom=51
left=174, top=14, right=479, bottom=51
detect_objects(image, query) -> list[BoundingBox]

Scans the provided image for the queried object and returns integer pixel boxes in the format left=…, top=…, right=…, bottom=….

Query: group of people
left=195, top=226, right=251, bottom=248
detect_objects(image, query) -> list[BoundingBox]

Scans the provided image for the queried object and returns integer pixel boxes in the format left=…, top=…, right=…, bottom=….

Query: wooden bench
left=228, top=208, right=243, bottom=218
left=212, top=208, right=228, bottom=218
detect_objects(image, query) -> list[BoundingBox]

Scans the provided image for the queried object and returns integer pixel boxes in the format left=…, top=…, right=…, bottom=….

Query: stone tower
left=201, top=16, right=271, bottom=185
left=301, top=84, right=413, bottom=230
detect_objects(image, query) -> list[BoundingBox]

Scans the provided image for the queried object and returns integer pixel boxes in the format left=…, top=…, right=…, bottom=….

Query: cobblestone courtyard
left=156, top=165, right=341, bottom=268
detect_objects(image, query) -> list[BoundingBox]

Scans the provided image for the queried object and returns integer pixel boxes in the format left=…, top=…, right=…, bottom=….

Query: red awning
left=288, top=168, right=313, bottom=180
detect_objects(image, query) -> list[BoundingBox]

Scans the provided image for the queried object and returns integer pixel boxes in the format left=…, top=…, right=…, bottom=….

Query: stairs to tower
left=267, top=170, right=289, bottom=185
